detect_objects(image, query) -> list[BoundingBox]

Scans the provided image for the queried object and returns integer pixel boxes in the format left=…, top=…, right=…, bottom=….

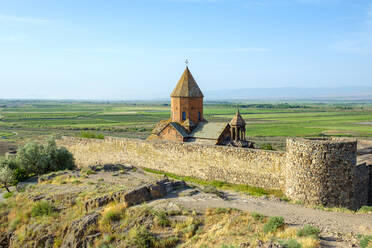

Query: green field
left=0, top=100, right=371, bottom=151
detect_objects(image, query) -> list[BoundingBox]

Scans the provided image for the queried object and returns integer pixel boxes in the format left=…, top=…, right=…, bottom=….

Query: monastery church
left=148, top=66, right=253, bottom=148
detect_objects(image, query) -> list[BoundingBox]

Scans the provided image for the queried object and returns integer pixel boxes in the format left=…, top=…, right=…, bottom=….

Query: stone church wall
left=57, top=137, right=287, bottom=190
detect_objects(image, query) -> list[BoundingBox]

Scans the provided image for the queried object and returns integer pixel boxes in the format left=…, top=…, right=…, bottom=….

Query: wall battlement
left=57, top=136, right=371, bottom=209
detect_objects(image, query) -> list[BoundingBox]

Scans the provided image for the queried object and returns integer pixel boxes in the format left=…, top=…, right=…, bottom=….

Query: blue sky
left=0, top=0, right=371, bottom=99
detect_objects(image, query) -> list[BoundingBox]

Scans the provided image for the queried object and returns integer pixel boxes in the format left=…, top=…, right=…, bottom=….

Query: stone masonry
left=57, top=136, right=371, bottom=209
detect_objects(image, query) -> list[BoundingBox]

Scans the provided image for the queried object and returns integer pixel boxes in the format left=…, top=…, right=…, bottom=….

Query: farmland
left=0, top=100, right=371, bottom=153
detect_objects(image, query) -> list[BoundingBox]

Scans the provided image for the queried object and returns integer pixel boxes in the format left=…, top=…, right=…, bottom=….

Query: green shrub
left=3, top=192, right=14, bottom=198
left=153, top=211, right=170, bottom=227
left=251, top=212, right=265, bottom=222
left=82, top=168, right=95, bottom=175
left=360, top=235, right=372, bottom=248
left=213, top=208, right=231, bottom=215
left=0, top=165, right=15, bottom=193
left=103, top=211, right=121, bottom=223
left=0, top=157, right=27, bottom=183
left=358, top=206, right=372, bottom=214
left=31, top=201, right=56, bottom=217
left=278, top=239, right=302, bottom=248
left=80, top=131, right=104, bottom=139
left=152, top=237, right=179, bottom=248
left=132, top=226, right=155, bottom=248
left=297, top=225, right=320, bottom=238
left=260, top=143, right=274, bottom=150
left=16, top=137, right=75, bottom=176
left=263, top=216, right=285, bottom=233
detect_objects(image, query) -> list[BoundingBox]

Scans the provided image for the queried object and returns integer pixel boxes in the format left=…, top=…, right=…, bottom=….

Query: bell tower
left=170, top=65, right=204, bottom=129
left=229, top=110, right=246, bottom=141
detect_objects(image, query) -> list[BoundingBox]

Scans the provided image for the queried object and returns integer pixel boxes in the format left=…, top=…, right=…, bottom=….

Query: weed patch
left=263, top=216, right=285, bottom=233
left=360, top=235, right=372, bottom=248
left=251, top=212, right=265, bottom=222
left=297, top=225, right=320, bottom=238
left=278, top=239, right=302, bottom=248
left=3, top=192, right=14, bottom=198
left=31, top=201, right=56, bottom=217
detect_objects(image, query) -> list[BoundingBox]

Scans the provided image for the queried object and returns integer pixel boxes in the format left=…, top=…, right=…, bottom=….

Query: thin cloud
left=0, top=14, right=49, bottom=23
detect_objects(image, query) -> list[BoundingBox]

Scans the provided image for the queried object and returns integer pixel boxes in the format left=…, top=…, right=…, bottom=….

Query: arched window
left=182, top=111, right=186, bottom=121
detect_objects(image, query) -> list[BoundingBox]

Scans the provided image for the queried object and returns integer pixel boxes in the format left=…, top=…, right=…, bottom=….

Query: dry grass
left=1, top=173, right=321, bottom=248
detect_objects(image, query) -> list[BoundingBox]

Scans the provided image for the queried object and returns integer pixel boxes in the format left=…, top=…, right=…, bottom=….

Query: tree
left=16, top=136, right=76, bottom=176
left=17, top=141, right=46, bottom=176
left=0, top=166, right=15, bottom=193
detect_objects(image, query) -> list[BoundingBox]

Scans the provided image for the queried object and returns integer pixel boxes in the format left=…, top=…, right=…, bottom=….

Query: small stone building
left=148, top=66, right=252, bottom=147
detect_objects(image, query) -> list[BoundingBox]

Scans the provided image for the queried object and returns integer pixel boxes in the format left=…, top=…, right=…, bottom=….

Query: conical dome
left=230, top=110, right=246, bottom=126
left=171, top=67, right=204, bottom=98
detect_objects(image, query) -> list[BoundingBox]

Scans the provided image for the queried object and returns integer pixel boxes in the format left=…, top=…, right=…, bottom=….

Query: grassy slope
left=0, top=173, right=320, bottom=248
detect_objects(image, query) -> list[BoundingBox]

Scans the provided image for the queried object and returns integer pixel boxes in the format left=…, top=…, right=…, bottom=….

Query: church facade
left=148, top=66, right=252, bottom=148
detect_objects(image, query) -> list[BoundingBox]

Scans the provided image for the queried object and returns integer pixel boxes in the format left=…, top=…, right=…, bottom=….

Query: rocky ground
left=0, top=165, right=371, bottom=248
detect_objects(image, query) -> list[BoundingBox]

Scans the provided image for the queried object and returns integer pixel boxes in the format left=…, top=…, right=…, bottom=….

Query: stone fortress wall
left=285, top=138, right=368, bottom=209
left=57, top=136, right=371, bottom=209
left=57, top=137, right=287, bottom=190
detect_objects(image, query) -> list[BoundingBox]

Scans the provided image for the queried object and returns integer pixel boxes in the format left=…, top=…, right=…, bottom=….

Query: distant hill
left=205, top=87, right=372, bottom=101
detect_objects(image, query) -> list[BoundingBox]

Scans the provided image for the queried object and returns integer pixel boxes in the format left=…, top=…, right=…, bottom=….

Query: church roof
left=230, top=110, right=246, bottom=126
left=151, top=120, right=189, bottom=138
left=171, top=67, right=204, bottom=98
left=151, top=119, right=172, bottom=135
left=189, top=122, right=228, bottom=140
left=169, top=122, right=189, bottom=137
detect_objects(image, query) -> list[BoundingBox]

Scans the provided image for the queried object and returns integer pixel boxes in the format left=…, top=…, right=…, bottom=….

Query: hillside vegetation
left=0, top=168, right=321, bottom=248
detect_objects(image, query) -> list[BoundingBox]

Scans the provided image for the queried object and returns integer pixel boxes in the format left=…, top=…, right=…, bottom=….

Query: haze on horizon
left=0, top=0, right=371, bottom=100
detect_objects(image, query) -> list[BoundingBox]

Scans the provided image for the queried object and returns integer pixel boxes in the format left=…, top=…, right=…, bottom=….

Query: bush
left=251, top=212, right=265, bottom=222
left=297, top=225, right=320, bottom=238
left=278, top=239, right=302, bottom=248
left=80, top=131, right=104, bottom=139
left=17, top=137, right=76, bottom=176
left=31, top=201, right=56, bottom=217
left=260, top=143, right=274, bottom=150
left=0, top=165, right=15, bottom=193
left=152, top=237, right=179, bottom=248
left=360, top=235, right=372, bottom=248
left=263, top=216, right=285, bottom=233
left=0, top=157, right=27, bottom=184
left=102, top=210, right=122, bottom=224
left=3, top=192, right=14, bottom=198
left=358, top=206, right=372, bottom=214
left=131, top=226, right=155, bottom=248
left=153, top=211, right=170, bottom=227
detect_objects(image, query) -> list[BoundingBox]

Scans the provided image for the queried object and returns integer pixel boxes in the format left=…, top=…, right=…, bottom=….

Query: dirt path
left=166, top=190, right=372, bottom=247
